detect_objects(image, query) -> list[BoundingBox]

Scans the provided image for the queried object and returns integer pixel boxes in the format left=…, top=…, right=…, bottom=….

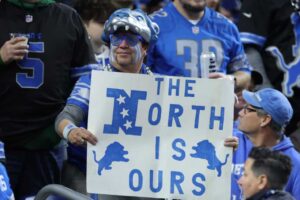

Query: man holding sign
left=55, top=8, right=160, bottom=198
left=55, top=8, right=238, bottom=200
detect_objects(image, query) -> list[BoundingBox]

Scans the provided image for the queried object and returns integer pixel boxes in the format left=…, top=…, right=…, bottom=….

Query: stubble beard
left=181, top=1, right=205, bottom=14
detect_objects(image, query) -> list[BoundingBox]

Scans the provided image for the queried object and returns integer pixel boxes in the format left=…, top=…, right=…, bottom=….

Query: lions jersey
left=66, top=64, right=152, bottom=173
left=147, top=3, right=251, bottom=77
left=0, top=2, right=97, bottom=148
left=238, top=0, right=300, bottom=135
left=0, top=164, right=14, bottom=200
left=0, top=142, right=14, bottom=200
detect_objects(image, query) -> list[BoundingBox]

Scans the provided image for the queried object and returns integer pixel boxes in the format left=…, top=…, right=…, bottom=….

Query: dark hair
left=249, top=147, right=292, bottom=190
left=73, top=0, right=113, bottom=24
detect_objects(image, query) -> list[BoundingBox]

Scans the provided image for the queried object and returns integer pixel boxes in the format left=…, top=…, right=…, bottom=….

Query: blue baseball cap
left=242, top=88, right=293, bottom=126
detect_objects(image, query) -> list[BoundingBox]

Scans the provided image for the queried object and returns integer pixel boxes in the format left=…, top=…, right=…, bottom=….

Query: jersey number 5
left=16, top=42, right=44, bottom=89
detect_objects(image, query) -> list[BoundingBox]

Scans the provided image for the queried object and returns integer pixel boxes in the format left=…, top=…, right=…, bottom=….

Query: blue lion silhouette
left=93, top=142, right=129, bottom=175
left=266, top=13, right=300, bottom=97
left=190, top=140, right=229, bottom=177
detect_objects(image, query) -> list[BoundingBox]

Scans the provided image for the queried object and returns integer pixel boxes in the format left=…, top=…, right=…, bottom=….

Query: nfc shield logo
left=267, top=12, right=300, bottom=97
left=103, top=88, right=147, bottom=135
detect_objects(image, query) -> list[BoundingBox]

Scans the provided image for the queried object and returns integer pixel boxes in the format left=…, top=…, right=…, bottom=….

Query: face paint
left=133, top=43, right=143, bottom=64
left=109, top=43, right=117, bottom=64
left=109, top=34, right=145, bottom=73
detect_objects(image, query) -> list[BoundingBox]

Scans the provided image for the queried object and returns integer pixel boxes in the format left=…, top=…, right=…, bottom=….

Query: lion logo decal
left=190, top=140, right=229, bottom=177
left=93, top=142, right=129, bottom=175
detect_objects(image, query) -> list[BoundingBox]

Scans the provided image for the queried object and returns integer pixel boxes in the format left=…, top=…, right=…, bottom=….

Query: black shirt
left=0, top=1, right=96, bottom=148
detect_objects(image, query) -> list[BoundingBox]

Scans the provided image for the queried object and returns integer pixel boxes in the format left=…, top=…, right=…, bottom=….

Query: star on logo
left=120, top=108, right=129, bottom=118
left=116, top=95, right=126, bottom=104
left=123, top=120, right=132, bottom=130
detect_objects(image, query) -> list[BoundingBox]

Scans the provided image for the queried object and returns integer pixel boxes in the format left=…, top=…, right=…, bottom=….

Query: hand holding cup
left=0, top=34, right=29, bottom=64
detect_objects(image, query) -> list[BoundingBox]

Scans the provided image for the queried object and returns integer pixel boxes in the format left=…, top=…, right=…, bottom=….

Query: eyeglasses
left=243, top=104, right=258, bottom=114
left=109, top=33, right=143, bottom=47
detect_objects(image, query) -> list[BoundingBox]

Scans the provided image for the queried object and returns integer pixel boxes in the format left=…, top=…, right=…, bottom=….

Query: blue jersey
left=95, top=46, right=110, bottom=67
left=147, top=3, right=251, bottom=77
left=66, top=64, right=152, bottom=173
left=0, top=142, right=14, bottom=200
left=0, top=164, right=14, bottom=200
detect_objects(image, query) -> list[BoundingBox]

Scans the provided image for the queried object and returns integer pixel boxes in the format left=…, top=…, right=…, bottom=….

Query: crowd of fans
left=0, top=0, right=299, bottom=199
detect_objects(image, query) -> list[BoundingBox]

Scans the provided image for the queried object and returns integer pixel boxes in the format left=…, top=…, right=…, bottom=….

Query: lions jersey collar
left=103, top=63, right=153, bottom=75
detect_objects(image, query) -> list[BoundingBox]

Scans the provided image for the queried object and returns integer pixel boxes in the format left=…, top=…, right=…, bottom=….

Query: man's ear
left=260, top=115, right=272, bottom=127
left=258, top=174, right=268, bottom=190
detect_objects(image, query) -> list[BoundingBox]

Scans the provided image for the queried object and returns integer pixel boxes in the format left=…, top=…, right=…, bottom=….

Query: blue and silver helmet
left=102, top=8, right=159, bottom=45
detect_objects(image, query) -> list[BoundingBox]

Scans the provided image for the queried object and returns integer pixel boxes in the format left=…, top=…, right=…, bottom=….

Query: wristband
left=63, top=123, right=77, bottom=140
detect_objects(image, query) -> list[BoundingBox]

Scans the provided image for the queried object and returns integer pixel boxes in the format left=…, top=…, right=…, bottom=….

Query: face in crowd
left=238, top=158, right=262, bottom=198
left=109, top=31, right=147, bottom=73
left=238, top=104, right=264, bottom=134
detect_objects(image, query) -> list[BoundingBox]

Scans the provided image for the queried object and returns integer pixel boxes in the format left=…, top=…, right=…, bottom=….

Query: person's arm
left=245, top=46, right=273, bottom=89
left=55, top=104, right=97, bottom=145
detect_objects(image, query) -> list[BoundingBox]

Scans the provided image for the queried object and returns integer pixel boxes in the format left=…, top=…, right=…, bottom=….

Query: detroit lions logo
left=150, top=9, right=168, bottom=18
left=190, top=140, right=229, bottom=177
left=93, top=142, right=129, bottom=175
left=267, top=12, right=300, bottom=97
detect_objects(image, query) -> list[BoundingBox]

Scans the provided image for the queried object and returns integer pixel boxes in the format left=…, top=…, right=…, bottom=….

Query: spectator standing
left=147, top=0, right=252, bottom=91
left=55, top=7, right=239, bottom=199
left=0, top=0, right=96, bottom=199
left=73, top=1, right=112, bottom=79
left=55, top=8, right=160, bottom=199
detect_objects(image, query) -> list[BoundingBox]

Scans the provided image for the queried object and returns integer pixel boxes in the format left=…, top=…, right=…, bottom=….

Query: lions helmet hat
left=101, top=8, right=159, bottom=45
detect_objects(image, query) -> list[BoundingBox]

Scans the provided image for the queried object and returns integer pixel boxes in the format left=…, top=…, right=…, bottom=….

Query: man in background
left=238, top=147, right=295, bottom=200
left=0, top=0, right=96, bottom=198
left=238, top=0, right=300, bottom=150
left=235, top=88, right=300, bottom=199
left=147, top=0, right=252, bottom=91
